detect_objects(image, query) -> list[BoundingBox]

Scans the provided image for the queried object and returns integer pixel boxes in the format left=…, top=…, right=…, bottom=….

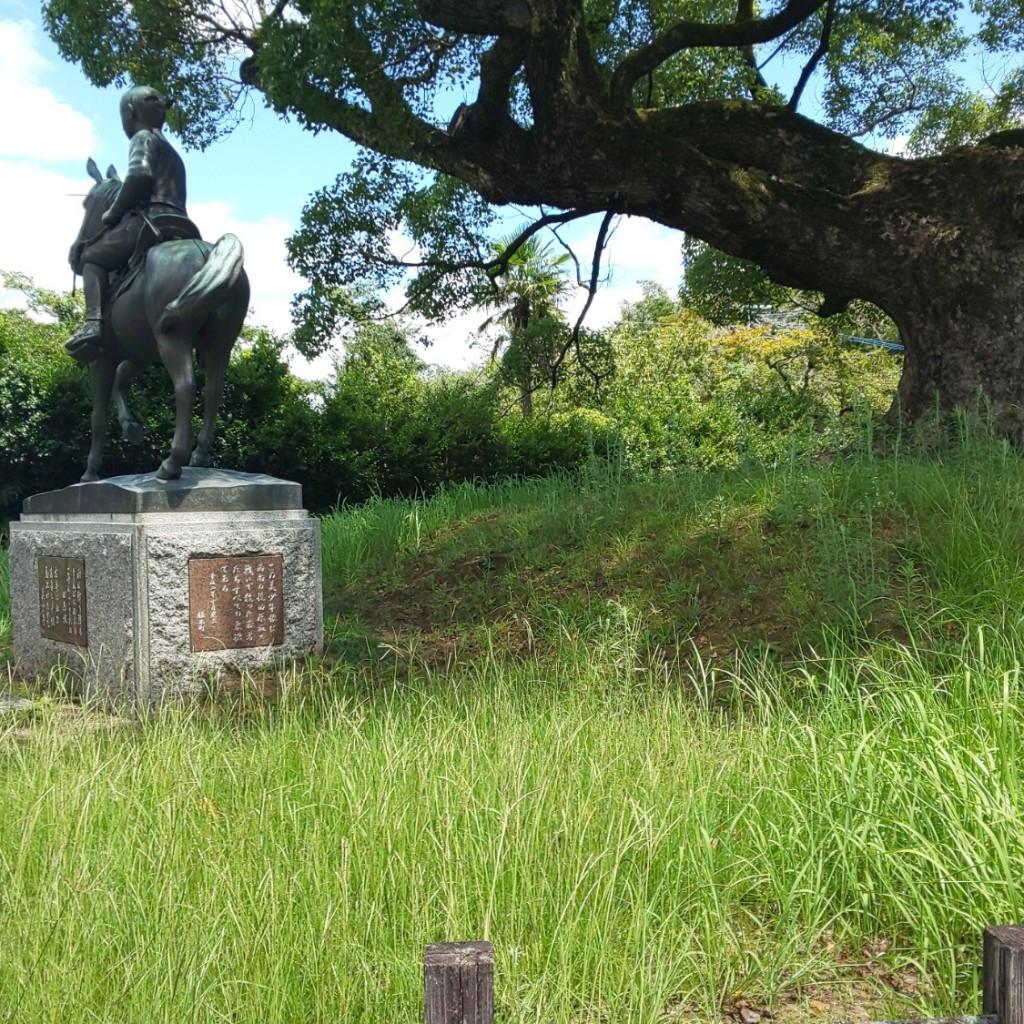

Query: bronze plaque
left=188, top=555, right=284, bottom=652
left=38, top=556, right=88, bottom=646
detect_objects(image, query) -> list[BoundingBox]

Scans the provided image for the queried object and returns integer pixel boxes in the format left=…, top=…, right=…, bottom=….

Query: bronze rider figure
left=65, top=85, right=192, bottom=365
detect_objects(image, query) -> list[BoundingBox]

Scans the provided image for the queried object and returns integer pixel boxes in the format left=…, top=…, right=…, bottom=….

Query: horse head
left=72, top=158, right=121, bottom=253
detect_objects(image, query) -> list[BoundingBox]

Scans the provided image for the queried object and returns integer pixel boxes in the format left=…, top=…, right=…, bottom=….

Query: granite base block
left=10, top=470, right=322, bottom=704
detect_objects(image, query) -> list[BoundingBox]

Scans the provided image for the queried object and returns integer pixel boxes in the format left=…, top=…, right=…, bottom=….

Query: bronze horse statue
left=71, top=159, right=250, bottom=482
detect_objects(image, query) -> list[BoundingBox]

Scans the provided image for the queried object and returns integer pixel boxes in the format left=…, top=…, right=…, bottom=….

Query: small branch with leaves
left=610, top=0, right=829, bottom=108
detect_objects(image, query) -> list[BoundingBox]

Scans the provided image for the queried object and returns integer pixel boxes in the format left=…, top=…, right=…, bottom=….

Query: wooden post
left=424, top=941, right=494, bottom=1024
left=984, top=926, right=1024, bottom=1024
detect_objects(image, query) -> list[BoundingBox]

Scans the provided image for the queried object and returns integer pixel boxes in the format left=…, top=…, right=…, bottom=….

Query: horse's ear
left=86, top=158, right=103, bottom=183
left=106, top=165, right=120, bottom=182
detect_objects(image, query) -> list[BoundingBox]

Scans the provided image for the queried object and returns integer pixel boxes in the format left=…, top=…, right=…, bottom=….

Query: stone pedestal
left=9, top=468, right=322, bottom=704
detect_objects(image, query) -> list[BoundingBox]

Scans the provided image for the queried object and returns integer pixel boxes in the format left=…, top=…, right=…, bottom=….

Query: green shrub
left=603, top=290, right=900, bottom=471
left=409, top=371, right=507, bottom=488
left=0, top=302, right=330, bottom=517
left=498, top=408, right=620, bottom=478
left=214, top=329, right=334, bottom=506
left=0, top=301, right=93, bottom=518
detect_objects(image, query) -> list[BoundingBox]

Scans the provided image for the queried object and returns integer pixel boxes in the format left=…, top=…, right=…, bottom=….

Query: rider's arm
left=103, top=132, right=157, bottom=225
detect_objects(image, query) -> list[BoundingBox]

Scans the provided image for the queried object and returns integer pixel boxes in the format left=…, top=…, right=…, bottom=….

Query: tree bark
left=417, top=0, right=531, bottom=33
left=889, top=296, right=1024, bottom=437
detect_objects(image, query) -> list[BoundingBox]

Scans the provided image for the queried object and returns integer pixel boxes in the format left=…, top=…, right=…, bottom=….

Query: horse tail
left=157, top=233, right=245, bottom=336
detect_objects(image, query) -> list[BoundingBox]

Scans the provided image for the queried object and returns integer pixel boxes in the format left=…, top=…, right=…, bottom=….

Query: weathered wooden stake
left=424, top=941, right=494, bottom=1024
left=984, top=926, right=1024, bottom=1024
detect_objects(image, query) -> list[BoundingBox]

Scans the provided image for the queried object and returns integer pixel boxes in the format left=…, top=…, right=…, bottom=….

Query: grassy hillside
left=320, top=423, right=1024, bottom=679
left=3, top=428, right=1024, bottom=1022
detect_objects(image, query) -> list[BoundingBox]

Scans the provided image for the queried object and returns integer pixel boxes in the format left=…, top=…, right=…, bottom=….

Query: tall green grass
left=2, top=633, right=1023, bottom=1022
left=318, top=469, right=611, bottom=587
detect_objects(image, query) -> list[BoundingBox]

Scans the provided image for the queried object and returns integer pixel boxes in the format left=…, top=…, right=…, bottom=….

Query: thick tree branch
left=522, top=0, right=606, bottom=134
left=447, top=33, right=529, bottom=141
left=610, top=0, right=828, bottom=108
left=416, top=0, right=531, bottom=34
left=787, top=0, right=835, bottom=113
left=242, top=5, right=433, bottom=154
left=262, top=74, right=439, bottom=162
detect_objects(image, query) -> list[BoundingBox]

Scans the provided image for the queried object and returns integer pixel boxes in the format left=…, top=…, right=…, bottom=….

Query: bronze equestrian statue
left=66, top=86, right=249, bottom=482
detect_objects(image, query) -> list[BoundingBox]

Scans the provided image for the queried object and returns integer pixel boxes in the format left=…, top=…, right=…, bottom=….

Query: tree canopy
left=42, top=0, right=1024, bottom=427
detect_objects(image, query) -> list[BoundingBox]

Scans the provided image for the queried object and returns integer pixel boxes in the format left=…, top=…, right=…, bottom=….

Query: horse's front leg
left=113, top=360, right=146, bottom=445
left=155, top=332, right=194, bottom=481
left=82, top=358, right=116, bottom=482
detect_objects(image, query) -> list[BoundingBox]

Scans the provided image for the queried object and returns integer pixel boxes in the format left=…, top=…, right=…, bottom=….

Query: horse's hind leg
left=82, top=358, right=116, bottom=482
left=155, top=332, right=195, bottom=481
left=113, top=360, right=146, bottom=445
left=190, top=339, right=231, bottom=469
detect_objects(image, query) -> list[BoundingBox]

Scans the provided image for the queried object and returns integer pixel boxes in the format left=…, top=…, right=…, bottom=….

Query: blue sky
left=0, top=3, right=689, bottom=375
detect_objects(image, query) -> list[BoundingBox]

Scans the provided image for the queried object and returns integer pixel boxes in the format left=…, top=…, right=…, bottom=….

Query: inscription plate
left=188, top=555, right=284, bottom=651
left=38, top=556, right=88, bottom=646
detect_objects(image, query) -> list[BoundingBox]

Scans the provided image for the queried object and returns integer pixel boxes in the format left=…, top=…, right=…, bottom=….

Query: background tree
left=42, top=0, right=1024, bottom=432
left=473, top=236, right=571, bottom=415
left=0, top=274, right=91, bottom=514
left=680, top=237, right=796, bottom=327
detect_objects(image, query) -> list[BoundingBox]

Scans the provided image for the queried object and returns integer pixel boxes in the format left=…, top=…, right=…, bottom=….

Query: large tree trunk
left=891, top=297, right=1024, bottom=437
left=417, top=0, right=1024, bottom=431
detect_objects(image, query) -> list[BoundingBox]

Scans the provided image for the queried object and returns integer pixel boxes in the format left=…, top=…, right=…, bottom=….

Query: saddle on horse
left=65, top=212, right=203, bottom=365
left=109, top=213, right=203, bottom=303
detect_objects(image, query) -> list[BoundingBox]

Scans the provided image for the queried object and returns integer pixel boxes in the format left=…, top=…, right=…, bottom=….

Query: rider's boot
left=64, top=264, right=108, bottom=365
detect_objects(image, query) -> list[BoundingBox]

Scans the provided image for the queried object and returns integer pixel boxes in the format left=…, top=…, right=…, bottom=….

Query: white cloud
left=419, top=307, right=490, bottom=371
left=566, top=280, right=658, bottom=326
left=888, top=134, right=912, bottom=157
left=591, top=215, right=684, bottom=293
left=0, top=158, right=89, bottom=291
left=0, top=20, right=96, bottom=162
